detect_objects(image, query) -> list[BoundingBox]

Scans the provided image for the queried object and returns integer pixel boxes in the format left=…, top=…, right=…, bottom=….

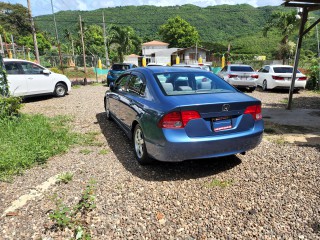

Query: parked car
left=147, top=63, right=167, bottom=66
left=104, top=67, right=264, bottom=164
left=3, top=58, right=71, bottom=97
left=107, top=63, right=137, bottom=86
left=172, top=63, right=211, bottom=71
left=218, top=64, right=258, bottom=92
left=257, top=65, right=307, bottom=91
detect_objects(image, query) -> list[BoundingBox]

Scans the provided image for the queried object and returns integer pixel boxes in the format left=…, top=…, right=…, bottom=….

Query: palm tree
left=108, top=25, right=141, bottom=63
left=263, top=10, right=300, bottom=63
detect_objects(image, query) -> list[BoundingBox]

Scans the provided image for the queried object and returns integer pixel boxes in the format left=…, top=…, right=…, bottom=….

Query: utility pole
left=51, top=0, right=64, bottom=73
left=11, top=35, right=16, bottom=59
left=0, top=35, right=4, bottom=57
left=79, top=15, right=87, bottom=75
left=102, top=13, right=110, bottom=68
left=27, top=0, right=40, bottom=63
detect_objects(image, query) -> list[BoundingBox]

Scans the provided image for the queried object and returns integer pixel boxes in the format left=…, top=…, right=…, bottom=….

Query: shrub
left=0, top=96, right=22, bottom=119
left=306, top=58, right=320, bottom=90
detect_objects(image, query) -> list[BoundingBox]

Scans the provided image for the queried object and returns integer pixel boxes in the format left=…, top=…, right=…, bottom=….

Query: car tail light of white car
left=251, top=74, right=259, bottom=79
left=298, top=77, right=307, bottom=81
left=228, top=74, right=238, bottom=78
left=272, top=75, right=285, bottom=80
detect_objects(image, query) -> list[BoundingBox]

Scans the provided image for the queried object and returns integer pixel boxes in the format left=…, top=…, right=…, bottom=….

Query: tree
left=159, top=16, right=200, bottom=48
left=18, top=33, right=51, bottom=56
left=63, top=29, right=75, bottom=58
left=108, top=25, right=141, bottom=63
left=263, top=10, right=300, bottom=63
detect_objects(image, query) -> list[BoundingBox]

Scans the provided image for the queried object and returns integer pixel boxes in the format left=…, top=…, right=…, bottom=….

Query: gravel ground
left=0, top=86, right=319, bottom=239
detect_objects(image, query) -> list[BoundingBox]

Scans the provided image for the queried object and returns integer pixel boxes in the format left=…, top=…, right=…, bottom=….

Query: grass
left=98, top=149, right=109, bottom=155
left=57, top=172, right=74, bottom=184
left=205, top=179, right=233, bottom=188
left=79, top=149, right=92, bottom=155
left=0, top=114, right=77, bottom=182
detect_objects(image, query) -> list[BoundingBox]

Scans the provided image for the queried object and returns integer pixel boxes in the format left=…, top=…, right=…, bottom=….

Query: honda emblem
left=222, top=104, right=230, bottom=111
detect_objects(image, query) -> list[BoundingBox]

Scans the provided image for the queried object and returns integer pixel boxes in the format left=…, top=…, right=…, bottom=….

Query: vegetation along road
left=0, top=85, right=319, bottom=239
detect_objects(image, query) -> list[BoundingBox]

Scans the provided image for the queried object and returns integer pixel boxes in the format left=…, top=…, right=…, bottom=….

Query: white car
left=3, top=59, right=71, bottom=97
left=257, top=65, right=307, bottom=91
left=217, top=64, right=258, bottom=92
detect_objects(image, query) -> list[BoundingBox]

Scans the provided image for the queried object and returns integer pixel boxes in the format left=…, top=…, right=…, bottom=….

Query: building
left=174, top=47, right=210, bottom=65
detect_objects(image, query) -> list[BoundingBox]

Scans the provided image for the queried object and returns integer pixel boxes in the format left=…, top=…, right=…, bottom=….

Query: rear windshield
left=112, top=64, right=130, bottom=71
left=155, top=72, right=236, bottom=96
left=230, top=66, right=254, bottom=72
left=273, top=67, right=301, bottom=73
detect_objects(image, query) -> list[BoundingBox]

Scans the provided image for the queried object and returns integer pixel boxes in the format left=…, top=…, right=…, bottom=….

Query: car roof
left=130, top=66, right=207, bottom=74
left=3, top=58, right=34, bottom=63
left=228, top=64, right=252, bottom=67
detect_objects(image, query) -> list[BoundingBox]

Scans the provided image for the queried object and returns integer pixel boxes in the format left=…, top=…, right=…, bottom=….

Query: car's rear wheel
left=262, top=80, right=268, bottom=91
left=105, top=99, right=112, bottom=121
left=133, top=124, right=152, bottom=165
left=54, top=83, right=67, bottom=97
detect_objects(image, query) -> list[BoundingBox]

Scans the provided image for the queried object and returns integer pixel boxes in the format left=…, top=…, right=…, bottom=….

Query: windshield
left=273, top=67, right=301, bottom=73
left=230, top=66, right=254, bottom=72
left=112, top=64, right=130, bottom=71
left=155, top=72, right=236, bottom=96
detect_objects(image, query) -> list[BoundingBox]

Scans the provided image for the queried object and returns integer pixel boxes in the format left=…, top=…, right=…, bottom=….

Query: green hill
left=34, top=4, right=287, bottom=55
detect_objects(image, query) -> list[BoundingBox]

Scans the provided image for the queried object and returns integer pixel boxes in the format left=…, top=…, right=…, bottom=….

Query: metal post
left=27, top=0, right=40, bottom=63
left=287, top=8, right=308, bottom=110
left=102, top=13, right=110, bottom=68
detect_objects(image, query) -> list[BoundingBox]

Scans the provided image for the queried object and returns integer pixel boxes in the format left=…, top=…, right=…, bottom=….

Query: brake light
left=244, top=105, right=262, bottom=120
left=158, top=110, right=201, bottom=128
left=298, top=77, right=307, bottom=81
left=251, top=74, right=259, bottom=79
left=272, top=75, right=284, bottom=80
left=228, top=74, right=238, bottom=78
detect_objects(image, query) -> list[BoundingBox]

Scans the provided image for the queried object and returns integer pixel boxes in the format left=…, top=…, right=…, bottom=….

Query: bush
left=306, top=59, right=320, bottom=90
left=0, top=96, right=22, bottom=119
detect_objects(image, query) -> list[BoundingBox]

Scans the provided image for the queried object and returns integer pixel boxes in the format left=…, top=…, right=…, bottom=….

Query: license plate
left=212, top=117, right=232, bottom=132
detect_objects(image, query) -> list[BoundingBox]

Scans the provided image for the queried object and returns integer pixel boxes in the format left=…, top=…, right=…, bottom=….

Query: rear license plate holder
left=212, top=116, right=232, bottom=132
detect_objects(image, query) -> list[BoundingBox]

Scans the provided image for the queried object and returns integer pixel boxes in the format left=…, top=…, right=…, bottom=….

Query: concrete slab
left=262, top=108, right=320, bottom=129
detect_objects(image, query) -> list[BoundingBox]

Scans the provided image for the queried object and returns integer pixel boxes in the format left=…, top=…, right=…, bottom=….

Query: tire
left=105, top=98, right=112, bottom=121
left=248, top=87, right=256, bottom=92
left=262, top=80, right=268, bottom=91
left=54, top=83, right=67, bottom=97
left=133, top=124, right=152, bottom=165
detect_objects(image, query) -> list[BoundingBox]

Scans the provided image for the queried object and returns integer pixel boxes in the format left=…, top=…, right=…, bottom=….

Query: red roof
left=142, top=40, right=169, bottom=46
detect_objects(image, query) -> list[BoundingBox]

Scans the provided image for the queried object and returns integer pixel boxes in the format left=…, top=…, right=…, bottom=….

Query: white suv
left=3, top=59, right=71, bottom=97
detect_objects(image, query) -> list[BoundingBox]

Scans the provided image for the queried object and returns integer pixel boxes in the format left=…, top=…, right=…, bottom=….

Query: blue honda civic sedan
left=104, top=67, right=264, bottom=164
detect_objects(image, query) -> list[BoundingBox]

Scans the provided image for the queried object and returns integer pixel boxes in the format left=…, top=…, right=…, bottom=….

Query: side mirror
left=109, top=82, right=115, bottom=91
left=42, top=69, right=51, bottom=75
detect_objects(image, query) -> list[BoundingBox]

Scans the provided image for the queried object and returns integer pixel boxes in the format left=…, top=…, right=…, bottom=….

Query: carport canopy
left=282, top=0, right=320, bottom=109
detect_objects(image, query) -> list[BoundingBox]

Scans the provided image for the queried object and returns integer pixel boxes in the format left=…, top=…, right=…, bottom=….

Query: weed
left=280, top=98, right=288, bottom=104
left=49, top=180, right=96, bottom=238
left=90, top=82, right=103, bottom=86
left=79, top=149, right=92, bottom=155
left=79, top=131, right=103, bottom=147
left=264, top=127, right=277, bottom=134
left=72, top=85, right=81, bottom=89
left=206, top=179, right=233, bottom=188
left=57, top=172, right=74, bottom=184
left=98, top=149, right=109, bottom=155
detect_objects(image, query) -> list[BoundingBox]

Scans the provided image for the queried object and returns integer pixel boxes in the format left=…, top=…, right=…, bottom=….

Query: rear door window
left=4, top=62, right=22, bottom=74
left=128, top=75, right=145, bottom=96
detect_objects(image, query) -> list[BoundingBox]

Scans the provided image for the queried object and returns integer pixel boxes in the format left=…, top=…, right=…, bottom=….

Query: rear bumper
left=227, top=78, right=257, bottom=87
left=145, top=121, right=264, bottom=162
left=270, top=80, right=306, bottom=89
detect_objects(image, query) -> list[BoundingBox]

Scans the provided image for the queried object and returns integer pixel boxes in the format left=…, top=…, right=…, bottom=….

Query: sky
left=7, top=0, right=283, bottom=16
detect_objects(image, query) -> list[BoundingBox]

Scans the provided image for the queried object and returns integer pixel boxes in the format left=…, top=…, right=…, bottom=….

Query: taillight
left=272, top=75, right=284, bottom=80
left=158, top=110, right=200, bottom=128
left=228, top=74, right=238, bottom=78
left=298, top=77, right=307, bottom=81
left=251, top=74, right=259, bottom=79
left=244, top=105, right=262, bottom=120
